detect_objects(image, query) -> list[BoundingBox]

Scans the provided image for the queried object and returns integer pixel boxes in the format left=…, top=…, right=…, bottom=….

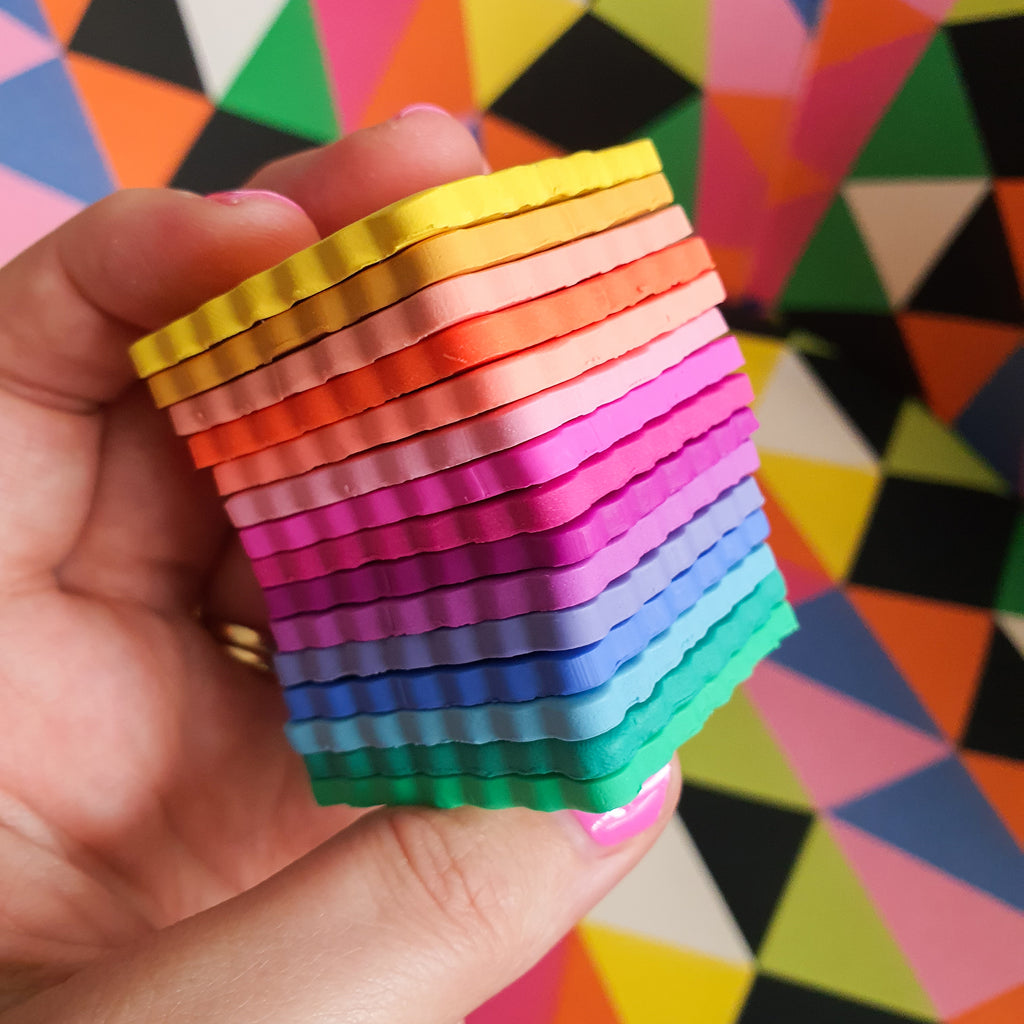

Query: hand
left=0, top=109, right=679, bottom=1024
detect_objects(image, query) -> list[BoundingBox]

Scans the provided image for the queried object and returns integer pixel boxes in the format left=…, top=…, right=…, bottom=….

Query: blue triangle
left=772, top=589, right=939, bottom=735
left=0, top=0, right=49, bottom=34
left=0, top=60, right=112, bottom=203
left=786, top=0, right=827, bottom=29
left=835, top=757, right=1024, bottom=912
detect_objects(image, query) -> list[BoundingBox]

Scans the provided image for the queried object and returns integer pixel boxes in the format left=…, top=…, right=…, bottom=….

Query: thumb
left=6, top=762, right=679, bottom=1024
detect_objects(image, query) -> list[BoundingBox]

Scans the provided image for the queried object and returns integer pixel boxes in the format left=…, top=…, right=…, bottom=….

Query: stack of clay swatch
left=130, top=140, right=797, bottom=812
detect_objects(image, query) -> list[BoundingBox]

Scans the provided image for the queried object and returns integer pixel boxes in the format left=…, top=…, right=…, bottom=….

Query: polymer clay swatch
left=135, top=142, right=795, bottom=812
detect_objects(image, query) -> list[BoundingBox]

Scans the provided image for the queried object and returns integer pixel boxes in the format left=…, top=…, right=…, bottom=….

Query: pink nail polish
left=205, top=189, right=305, bottom=214
left=397, top=103, right=453, bottom=119
left=572, top=764, right=673, bottom=847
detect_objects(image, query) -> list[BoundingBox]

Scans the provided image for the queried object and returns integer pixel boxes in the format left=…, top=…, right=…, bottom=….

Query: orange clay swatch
left=187, top=237, right=715, bottom=468
left=145, top=173, right=673, bottom=408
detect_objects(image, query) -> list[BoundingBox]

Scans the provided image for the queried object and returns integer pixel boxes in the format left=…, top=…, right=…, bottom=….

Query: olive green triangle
left=883, top=400, right=1010, bottom=494
left=759, top=821, right=936, bottom=1020
left=592, top=0, right=708, bottom=83
left=635, top=94, right=702, bottom=216
left=996, top=515, right=1024, bottom=615
left=851, top=32, right=988, bottom=177
left=221, top=0, right=340, bottom=143
left=946, top=0, right=1024, bottom=23
left=677, top=688, right=814, bottom=812
left=779, top=197, right=891, bottom=314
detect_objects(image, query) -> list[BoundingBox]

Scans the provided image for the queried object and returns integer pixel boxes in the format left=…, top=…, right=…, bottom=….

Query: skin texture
left=0, top=110, right=679, bottom=1023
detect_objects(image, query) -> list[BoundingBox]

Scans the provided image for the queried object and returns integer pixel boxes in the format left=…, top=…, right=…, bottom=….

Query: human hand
left=0, top=109, right=679, bottom=1023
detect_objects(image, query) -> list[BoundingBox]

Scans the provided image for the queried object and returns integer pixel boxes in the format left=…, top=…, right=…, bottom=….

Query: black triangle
left=910, top=194, right=1024, bottom=325
left=948, top=15, right=1024, bottom=176
left=70, top=0, right=203, bottom=92
left=803, top=353, right=904, bottom=456
left=677, top=783, right=812, bottom=953
left=739, top=974, right=925, bottom=1023
left=490, top=13, right=697, bottom=151
left=850, top=478, right=1018, bottom=608
left=961, top=627, right=1024, bottom=758
left=170, top=109, right=311, bottom=194
left=782, top=312, right=923, bottom=400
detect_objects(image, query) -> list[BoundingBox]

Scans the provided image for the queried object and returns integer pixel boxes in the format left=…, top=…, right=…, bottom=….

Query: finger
left=8, top=763, right=680, bottom=1024
left=0, top=189, right=318, bottom=590
left=247, top=106, right=488, bottom=235
left=0, top=189, right=320, bottom=414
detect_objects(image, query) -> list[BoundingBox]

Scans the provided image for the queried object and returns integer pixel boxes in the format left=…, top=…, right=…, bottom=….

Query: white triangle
left=176, top=0, right=289, bottom=100
left=997, top=613, right=1024, bottom=659
left=584, top=814, right=753, bottom=965
left=752, top=350, right=879, bottom=469
left=843, top=178, right=989, bottom=307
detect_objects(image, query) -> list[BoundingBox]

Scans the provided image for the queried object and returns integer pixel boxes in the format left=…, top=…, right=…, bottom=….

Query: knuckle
left=377, top=810, right=515, bottom=957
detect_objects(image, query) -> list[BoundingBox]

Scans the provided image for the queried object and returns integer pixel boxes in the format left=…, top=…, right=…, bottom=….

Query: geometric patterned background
left=0, top=1, right=1021, bottom=1021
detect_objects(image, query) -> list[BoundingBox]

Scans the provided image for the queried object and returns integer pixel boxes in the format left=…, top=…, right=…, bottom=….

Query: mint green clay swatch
left=309, top=597, right=798, bottom=812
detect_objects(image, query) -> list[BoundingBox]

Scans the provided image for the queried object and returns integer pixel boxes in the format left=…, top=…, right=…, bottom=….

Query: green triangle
left=778, top=197, right=891, bottom=314
left=677, top=688, right=814, bottom=812
left=883, top=400, right=1010, bottom=494
left=592, top=0, right=708, bottom=83
left=946, top=0, right=1024, bottom=22
left=221, top=0, right=340, bottom=144
left=758, top=821, right=937, bottom=1020
left=996, top=515, right=1024, bottom=615
left=635, top=94, right=702, bottom=217
left=851, top=32, right=988, bottom=177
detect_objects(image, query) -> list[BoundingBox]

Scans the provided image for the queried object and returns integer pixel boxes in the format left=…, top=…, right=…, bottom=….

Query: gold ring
left=205, top=619, right=275, bottom=673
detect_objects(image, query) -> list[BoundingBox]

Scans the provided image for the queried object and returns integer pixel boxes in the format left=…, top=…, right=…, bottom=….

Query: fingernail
left=571, top=763, right=673, bottom=847
left=205, top=189, right=305, bottom=214
left=398, top=103, right=453, bottom=119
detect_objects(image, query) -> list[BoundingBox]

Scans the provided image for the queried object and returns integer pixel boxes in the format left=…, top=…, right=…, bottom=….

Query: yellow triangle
left=757, top=453, right=880, bottom=581
left=460, top=0, right=584, bottom=108
left=592, top=0, right=708, bottom=83
left=884, top=400, right=1010, bottom=495
left=946, top=0, right=1024, bottom=23
left=580, top=923, right=754, bottom=1024
left=677, top=689, right=814, bottom=812
left=758, top=821, right=936, bottom=1020
left=734, top=331, right=785, bottom=399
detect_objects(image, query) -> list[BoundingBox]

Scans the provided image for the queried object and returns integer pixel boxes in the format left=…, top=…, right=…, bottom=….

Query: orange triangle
left=66, top=54, right=213, bottom=189
left=767, top=158, right=831, bottom=205
left=550, top=929, right=620, bottom=1024
left=814, top=0, right=935, bottom=69
left=898, top=312, right=1023, bottom=424
left=38, top=0, right=91, bottom=44
left=359, top=0, right=474, bottom=127
left=480, top=113, right=566, bottom=172
left=706, top=241, right=752, bottom=298
left=846, top=585, right=992, bottom=742
left=994, top=180, right=1024, bottom=295
left=950, top=982, right=1024, bottom=1024
left=961, top=751, right=1024, bottom=852
left=710, top=93, right=789, bottom=177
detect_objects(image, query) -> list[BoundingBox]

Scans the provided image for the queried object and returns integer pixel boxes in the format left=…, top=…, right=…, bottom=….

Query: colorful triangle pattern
left=1, top=3, right=1021, bottom=1023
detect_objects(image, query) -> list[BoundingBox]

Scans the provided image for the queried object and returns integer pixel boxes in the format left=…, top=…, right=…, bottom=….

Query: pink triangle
left=746, top=190, right=834, bottom=305
left=746, top=660, right=950, bottom=808
left=0, top=9, right=58, bottom=85
left=791, top=31, right=937, bottom=180
left=899, top=0, right=956, bottom=18
left=0, top=164, right=82, bottom=266
left=311, top=0, right=419, bottom=130
left=708, top=0, right=808, bottom=95
left=829, top=818, right=1024, bottom=1018
left=696, top=101, right=769, bottom=248
left=777, top=558, right=833, bottom=605
left=467, top=936, right=568, bottom=1024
